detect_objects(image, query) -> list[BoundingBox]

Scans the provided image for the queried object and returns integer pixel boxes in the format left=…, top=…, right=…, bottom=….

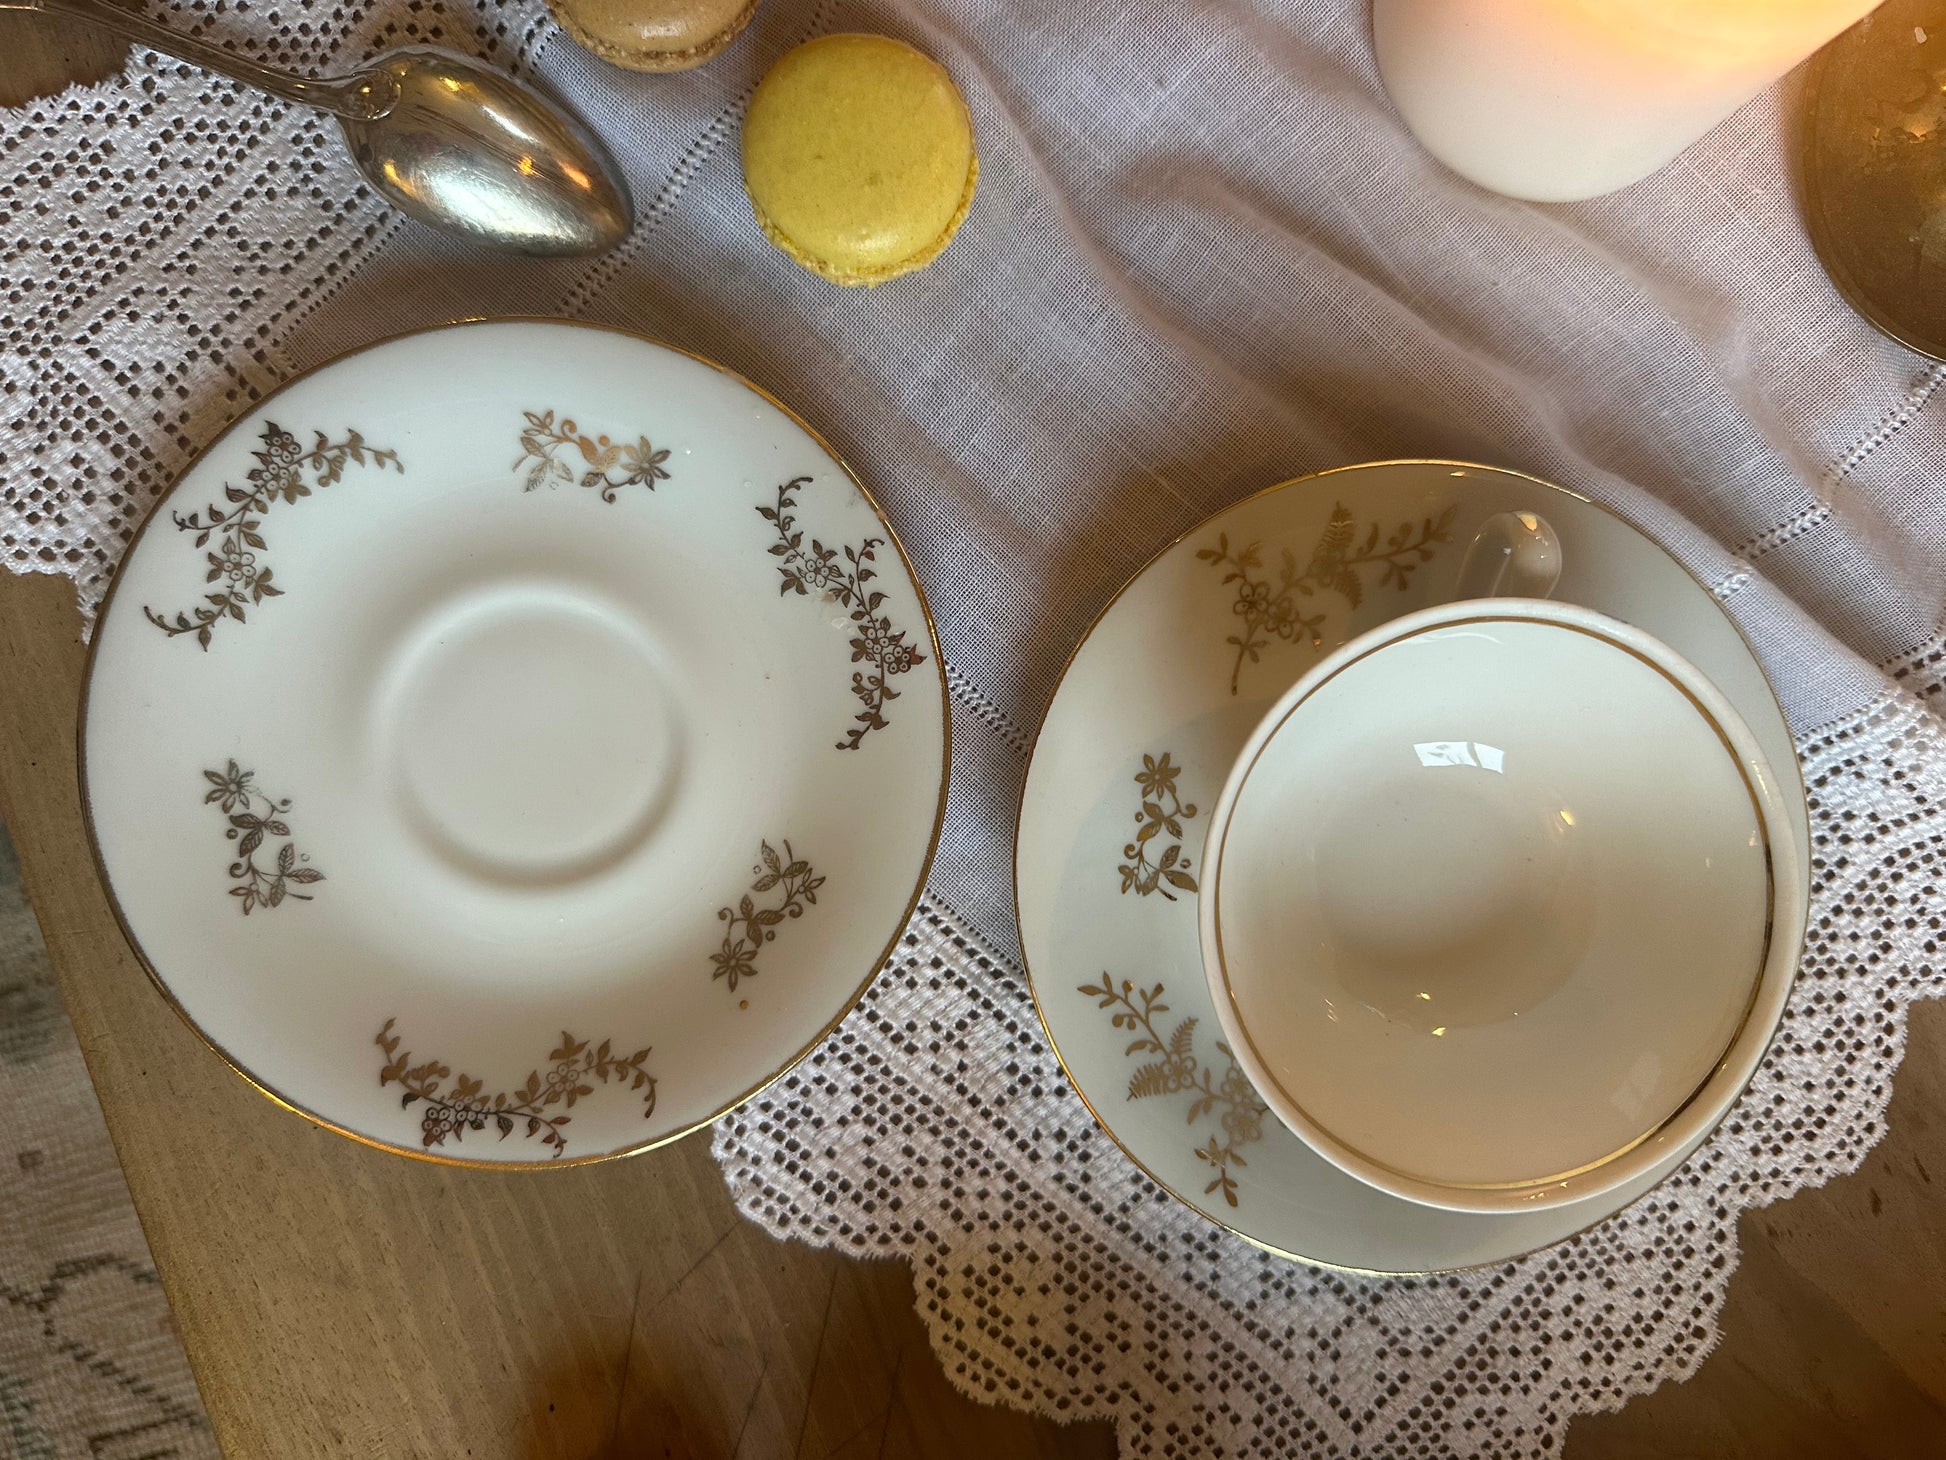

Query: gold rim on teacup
left=1199, top=598, right=1805, bottom=1214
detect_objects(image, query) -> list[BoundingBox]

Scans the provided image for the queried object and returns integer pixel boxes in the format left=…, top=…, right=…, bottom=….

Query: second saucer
left=1016, top=460, right=1811, bottom=1272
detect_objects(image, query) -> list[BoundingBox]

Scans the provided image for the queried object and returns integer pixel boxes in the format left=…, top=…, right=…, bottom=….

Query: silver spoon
left=8, top=0, right=633, bottom=256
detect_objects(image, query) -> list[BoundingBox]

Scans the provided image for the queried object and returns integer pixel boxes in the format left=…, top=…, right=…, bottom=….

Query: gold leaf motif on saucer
left=374, top=1020, right=657, bottom=1159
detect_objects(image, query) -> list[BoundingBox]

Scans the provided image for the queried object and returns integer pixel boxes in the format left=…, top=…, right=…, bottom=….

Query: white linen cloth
left=2, top=0, right=1942, bottom=1453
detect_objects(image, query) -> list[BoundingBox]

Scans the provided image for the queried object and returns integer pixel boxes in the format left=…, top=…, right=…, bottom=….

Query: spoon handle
left=15, top=0, right=397, bottom=120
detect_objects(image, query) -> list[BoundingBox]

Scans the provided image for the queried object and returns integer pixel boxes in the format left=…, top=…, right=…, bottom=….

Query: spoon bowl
left=341, top=46, right=632, bottom=256
left=14, top=0, right=633, bottom=256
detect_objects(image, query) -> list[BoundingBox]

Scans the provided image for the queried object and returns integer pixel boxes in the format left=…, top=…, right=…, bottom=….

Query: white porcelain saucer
left=1016, top=461, right=1809, bottom=1272
left=83, top=319, right=947, bottom=1166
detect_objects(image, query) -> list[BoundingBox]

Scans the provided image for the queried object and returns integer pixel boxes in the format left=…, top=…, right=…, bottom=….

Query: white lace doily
left=4, top=1, right=1943, bottom=1454
left=718, top=694, right=1946, bottom=1455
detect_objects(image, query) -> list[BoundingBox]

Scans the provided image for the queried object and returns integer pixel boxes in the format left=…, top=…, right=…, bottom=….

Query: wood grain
left=0, top=16, right=1942, bottom=1460
left=0, top=568, right=1115, bottom=1460
left=1567, top=998, right=1946, bottom=1459
left=0, top=3, right=127, bottom=102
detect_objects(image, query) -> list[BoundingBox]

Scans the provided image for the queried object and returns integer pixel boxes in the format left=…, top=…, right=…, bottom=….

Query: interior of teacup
left=1200, top=599, right=1805, bottom=1214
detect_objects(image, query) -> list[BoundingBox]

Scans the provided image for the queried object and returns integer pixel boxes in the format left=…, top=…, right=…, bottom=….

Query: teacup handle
left=1453, top=510, right=1562, bottom=600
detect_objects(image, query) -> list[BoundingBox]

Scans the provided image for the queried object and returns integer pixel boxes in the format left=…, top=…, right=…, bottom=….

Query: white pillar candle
left=1373, top=0, right=1885, bottom=201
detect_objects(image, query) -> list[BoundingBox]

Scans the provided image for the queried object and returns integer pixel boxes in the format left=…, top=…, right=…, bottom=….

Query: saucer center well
left=382, top=586, right=681, bottom=883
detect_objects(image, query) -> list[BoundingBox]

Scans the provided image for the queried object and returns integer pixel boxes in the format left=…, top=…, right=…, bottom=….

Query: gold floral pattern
left=374, top=1020, right=656, bottom=1159
left=203, top=760, right=324, bottom=914
left=711, top=840, right=825, bottom=993
left=514, top=409, right=672, bottom=501
left=1197, top=502, right=1457, bottom=693
left=1078, top=976, right=1266, bottom=1208
left=761, top=477, right=926, bottom=750
left=1119, top=752, right=1199, bottom=900
left=145, top=422, right=401, bottom=649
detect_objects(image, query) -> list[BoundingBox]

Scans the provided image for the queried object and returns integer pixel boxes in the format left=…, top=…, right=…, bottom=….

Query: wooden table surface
left=3, top=17, right=1944, bottom=1460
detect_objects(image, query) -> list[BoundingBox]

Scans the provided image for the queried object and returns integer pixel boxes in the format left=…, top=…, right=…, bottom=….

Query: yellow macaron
left=741, top=33, right=978, bottom=287
left=548, top=0, right=760, bottom=72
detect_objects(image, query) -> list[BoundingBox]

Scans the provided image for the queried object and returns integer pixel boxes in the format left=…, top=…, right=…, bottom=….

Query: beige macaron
left=548, top=0, right=760, bottom=72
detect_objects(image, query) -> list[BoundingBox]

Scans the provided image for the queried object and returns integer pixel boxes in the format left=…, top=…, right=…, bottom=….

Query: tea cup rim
left=1198, top=597, right=1807, bottom=1214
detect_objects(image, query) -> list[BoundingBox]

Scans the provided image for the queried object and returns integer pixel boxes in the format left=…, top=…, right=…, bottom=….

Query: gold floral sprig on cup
left=1197, top=502, right=1457, bottom=694
left=760, top=476, right=926, bottom=750
left=202, top=760, right=324, bottom=915
left=145, top=422, right=402, bottom=649
left=374, top=1021, right=657, bottom=1159
left=513, top=409, right=672, bottom=501
left=710, top=840, right=825, bottom=993
left=1118, top=752, right=1199, bottom=900
left=1079, top=975, right=1266, bottom=1208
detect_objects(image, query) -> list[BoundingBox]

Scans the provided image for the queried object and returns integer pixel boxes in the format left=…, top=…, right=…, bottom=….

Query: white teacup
left=1199, top=521, right=1805, bottom=1215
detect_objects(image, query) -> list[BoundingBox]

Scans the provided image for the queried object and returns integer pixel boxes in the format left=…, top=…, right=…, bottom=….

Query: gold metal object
left=6, top=0, right=633, bottom=256
left=1803, top=0, right=1946, bottom=360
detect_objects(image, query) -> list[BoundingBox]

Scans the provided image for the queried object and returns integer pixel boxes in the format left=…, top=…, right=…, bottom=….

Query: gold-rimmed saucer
left=82, top=318, right=948, bottom=1167
left=1015, top=461, right=1808, bottom=1273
